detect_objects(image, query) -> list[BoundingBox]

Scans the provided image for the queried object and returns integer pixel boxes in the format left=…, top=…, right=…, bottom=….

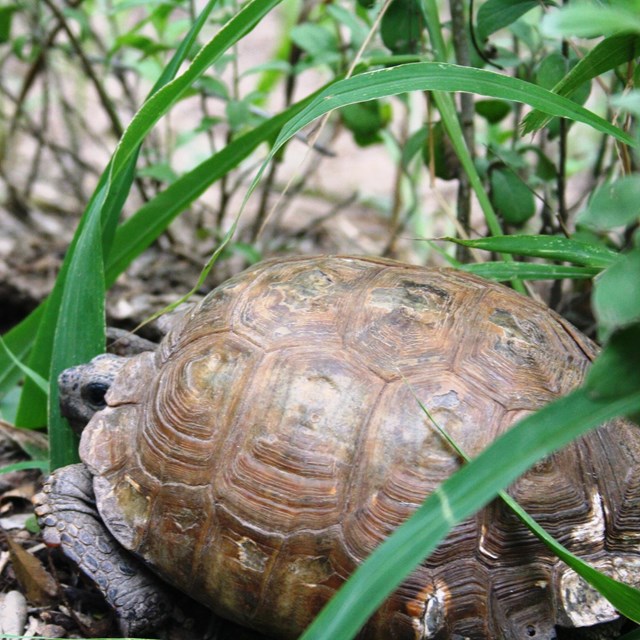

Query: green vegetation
left=1, top=0, right=639, bottom=637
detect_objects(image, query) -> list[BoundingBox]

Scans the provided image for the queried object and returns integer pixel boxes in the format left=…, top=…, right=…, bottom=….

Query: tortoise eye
left=82, top=382, right=109, bottom=409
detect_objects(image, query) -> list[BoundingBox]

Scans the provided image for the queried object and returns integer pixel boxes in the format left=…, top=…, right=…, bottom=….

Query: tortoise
left=34, top=255, right=640, bottom=639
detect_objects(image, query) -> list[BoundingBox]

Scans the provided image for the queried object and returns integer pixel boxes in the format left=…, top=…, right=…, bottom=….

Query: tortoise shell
left=80, top=255, right=640, bottom=639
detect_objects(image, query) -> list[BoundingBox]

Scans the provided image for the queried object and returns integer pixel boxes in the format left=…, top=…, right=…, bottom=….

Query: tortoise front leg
left=34, top=463, right=171, bottom=636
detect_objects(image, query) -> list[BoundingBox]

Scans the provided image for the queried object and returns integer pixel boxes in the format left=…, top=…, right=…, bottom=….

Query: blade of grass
left=108, top=0, right=284, bottom=184
left=523, top=33, right=640, bottom=134
left=48, top=185, right=108, bottom=469
left=13, top=0, right=264, bottom=437
left=105, top=89, right=321, bottom=282
left=300, top=387, right=640, bottom=639
left=445, top=235, right=618, bottom=268
left=0, top=460, right=49, bottom=474
left=459, top=262, right=600, bottom=280
left=0, top=336, right=48, bottom=394
left=271, top=63, right=635, bottom=154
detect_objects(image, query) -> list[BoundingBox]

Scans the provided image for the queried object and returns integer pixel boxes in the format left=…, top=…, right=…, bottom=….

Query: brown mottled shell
left=80, top=256, right=640, bottom=640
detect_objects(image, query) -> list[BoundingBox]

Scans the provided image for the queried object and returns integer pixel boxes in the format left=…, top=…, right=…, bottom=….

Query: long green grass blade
left=272, top=63, right=635, bottom=155
left=0, top=460, right=49, bottom=474
left=48, top=186, right=108, bottom=469
left=523, top=33, right=640, bottom=134
left=105, top=90, right=320, bottom=281
left=459, top=261, right=600, bottom=281
left=446, top=235, right=618, bottom=268
left=301, top=387, right=640, bottom=639
left=0, top=307, right=44, bottom=399
left=10, top=0, right=233, bottom=434
left=0, top=336, right=48, bottom=394
left=108, top=0, right=284, bottom=184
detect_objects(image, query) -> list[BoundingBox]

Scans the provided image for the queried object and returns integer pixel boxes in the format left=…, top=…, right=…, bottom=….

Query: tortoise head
left=58, top=354, right=128, bottom=434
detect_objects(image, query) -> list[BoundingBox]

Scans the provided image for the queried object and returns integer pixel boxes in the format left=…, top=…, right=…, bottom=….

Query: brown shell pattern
left=79, top=256, right=640, bottom=640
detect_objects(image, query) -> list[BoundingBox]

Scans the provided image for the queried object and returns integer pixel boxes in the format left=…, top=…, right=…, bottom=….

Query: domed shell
left=80, top=255, right=640, bottom=639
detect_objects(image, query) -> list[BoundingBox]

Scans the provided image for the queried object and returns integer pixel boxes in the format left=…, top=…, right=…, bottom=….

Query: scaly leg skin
left=34, top=463, right=171, bottom=636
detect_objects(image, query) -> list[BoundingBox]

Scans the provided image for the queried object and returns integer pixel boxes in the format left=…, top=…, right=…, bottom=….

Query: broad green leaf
left=475, top=99, right=511, bottom=124
left=300, top=387, right=640, bottom=639
left=341, top=100, right=389, bottom=147
left=579, top=176, right=640, bottom=231
left=444, top=235, right=618, bottom=268
left=593, top=248, right=640, bottom=341
left=459, top=262, right=599, bottom=281
left=586, top=324, right=640, bottom=401
left=290, top=23, right=338, bottom=58
left=523, top=34, right=640, bottom=134
left=542, top=5, right=640, bottom=38
left=380, top=0, right=424, bottom=55
left=476, top=0, right=549, bottom=42
left=536, top=51, right=570, bottom=90
left=489, top=167, right=535, bottom=225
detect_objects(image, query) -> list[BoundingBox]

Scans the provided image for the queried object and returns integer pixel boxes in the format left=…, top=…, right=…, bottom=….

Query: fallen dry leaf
left=3, top=529, right=58, bottom=605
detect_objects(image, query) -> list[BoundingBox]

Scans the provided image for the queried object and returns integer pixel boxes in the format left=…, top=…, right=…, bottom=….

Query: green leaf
left=341, top=100, right=389, bottom=146
left=542, top=4, right=640, bottom=38
left=536, top=51, right=569, bottom=89
left=476, top=0, right=548, bottom=42
left=48, top=186, right=107, bottom=469
left=592, top=248, right=640, bottom=341
left=290, top=23, right=338, bottom=58
left=586, top=324, right=640, bottom=401
left=444, top=234, right=618, bottom=268
left=0, top=308, right=43, bottom=399
left=300, top=387, right=640, bottom=640
left=380, top=0, right=424, bottom=55
left=459, top=261, right=599, bottom=281
left=489, top=167, right=535, bottom=225
left=578, top=176, right=640, bottom=231
left=523, top=34, right=640, bottom=134
left=475, top=99, right=511, bottom=124
left=137, top=162, right=178, bottom=183
left=0, top=5, right=17, bottom=44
